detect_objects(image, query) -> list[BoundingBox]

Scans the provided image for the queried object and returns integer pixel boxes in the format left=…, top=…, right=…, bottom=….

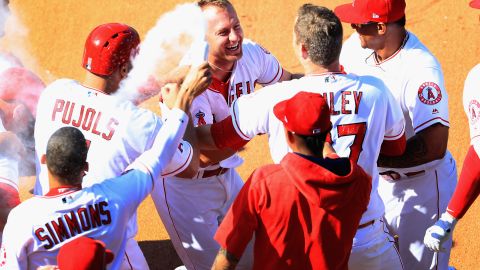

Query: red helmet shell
left=82, top=23, right=140, bottom=76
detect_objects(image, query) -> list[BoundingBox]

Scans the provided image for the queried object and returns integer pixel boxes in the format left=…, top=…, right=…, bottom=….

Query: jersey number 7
left=335, top=122, right=367, bottom=163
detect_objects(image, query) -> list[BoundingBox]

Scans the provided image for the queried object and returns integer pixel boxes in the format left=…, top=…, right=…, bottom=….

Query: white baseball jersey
left=230, top=72, right=405, bottom=224
left=0, top=108, right=188, bottom=270
left=181, top=38, right=284, bottom=105
left=464, top=63, right=480, bottom=155
left=34, top=79, right=192, bottom=239
left=0, top=118, right=18, bottom=191
left=341, top=31, right=451, bottom=173
left=340, top=32, right=457, bottom=270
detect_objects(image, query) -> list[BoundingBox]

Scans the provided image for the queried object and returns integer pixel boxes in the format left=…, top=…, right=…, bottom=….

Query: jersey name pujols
left=51, top=99, right=119, bottom=141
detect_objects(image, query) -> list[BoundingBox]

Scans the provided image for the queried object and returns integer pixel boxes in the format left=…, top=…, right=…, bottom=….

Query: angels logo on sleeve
left=418, top=82, right=442, bottom=105
left=469, top=99, right=480, bottom=129
left=195, top=111, right=207, bottom=126
left=0, top=244, right=6, bottom=267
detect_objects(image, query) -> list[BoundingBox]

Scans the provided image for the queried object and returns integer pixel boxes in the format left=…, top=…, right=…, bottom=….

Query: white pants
left=349, top=218, right=404, bottom=270
left=152, top=169, right=253, bottom=270
left=379, top=153, right=457, bottom=270
left=120, top=237, right=150, bottom=270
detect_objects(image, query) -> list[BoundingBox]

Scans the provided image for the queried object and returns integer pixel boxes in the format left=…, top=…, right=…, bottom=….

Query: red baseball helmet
left=82, top=23, right=140, bottom=76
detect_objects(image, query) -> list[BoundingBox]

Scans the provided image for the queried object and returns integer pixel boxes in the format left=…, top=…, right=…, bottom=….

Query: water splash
left=117, top=2, right=206, bottom=102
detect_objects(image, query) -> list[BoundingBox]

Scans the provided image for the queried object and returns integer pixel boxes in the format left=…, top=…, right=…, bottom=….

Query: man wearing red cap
left=211, top=91, right=372, bottom=270
left=197, top=4, right=406, bottom=269
left=334, top=0, right=457, bottom=269
left=423, top=0, right=480, bottom=259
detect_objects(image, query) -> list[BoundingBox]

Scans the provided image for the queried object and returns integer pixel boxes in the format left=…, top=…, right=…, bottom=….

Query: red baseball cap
left=470, top=0, right=480, bottom=9
left=334, top=0, right=406, bottom=24
left=57, top=237, right=114, bottom=270
left=273, top=91, right=332, bottom=136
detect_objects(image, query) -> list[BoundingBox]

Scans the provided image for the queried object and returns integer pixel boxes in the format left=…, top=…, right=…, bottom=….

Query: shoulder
left=43, top=79, right=77, bottom=93
left=404, top=32, right=441, bottom=70
left=248, top=164, right=285, bottom=187
left=241, top=39, right=274, bottom=60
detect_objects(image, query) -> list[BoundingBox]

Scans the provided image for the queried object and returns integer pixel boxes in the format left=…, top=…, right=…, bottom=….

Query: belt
left=380, top=170, right=426, bottom=181
left=358, top=220, right=375, bottom=229
left=198, top=167, right=228, bottom=178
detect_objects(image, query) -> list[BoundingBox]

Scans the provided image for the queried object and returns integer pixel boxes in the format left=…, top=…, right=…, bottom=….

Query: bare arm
left=378, top=123, right=448, bottom=168
left=211, top=248, right=239, bottom=270
left=279, top=69, right=303, bottom=82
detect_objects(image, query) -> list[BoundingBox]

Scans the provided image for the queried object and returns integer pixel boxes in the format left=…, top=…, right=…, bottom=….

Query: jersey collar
left=45, top=185, right=82, bottom=197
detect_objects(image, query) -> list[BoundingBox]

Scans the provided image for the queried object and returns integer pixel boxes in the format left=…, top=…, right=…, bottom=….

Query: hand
left=424, top=212, right=457, bottom=252
left=160, top=83, right=180, bottom=110
left=0, top=131, right=26, bottom=159
left=174, top=62, right=212, bottom=110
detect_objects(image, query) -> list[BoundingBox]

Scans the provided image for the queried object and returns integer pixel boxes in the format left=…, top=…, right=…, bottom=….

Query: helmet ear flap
left=82, top=23, right=140, bottom=76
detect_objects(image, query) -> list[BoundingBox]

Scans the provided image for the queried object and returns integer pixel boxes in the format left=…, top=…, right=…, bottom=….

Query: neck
left=208, top=56, right=234, bottom=82
left=83, top=72, right=117, bottom=95
left=304, top=60, right=342, bottom=75
left=375, top=28, right=407, bottom=62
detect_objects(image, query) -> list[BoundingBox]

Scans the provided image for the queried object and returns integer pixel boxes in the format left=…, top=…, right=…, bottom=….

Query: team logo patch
left=0, top=245, right=6, bottom=267
left=259, top=45, right=271, bottom=55
left=418, top=82, right=442, bottom=105
left=468, top=99, right=480, bottom=127
left=195, top=111, right=207, bottom=126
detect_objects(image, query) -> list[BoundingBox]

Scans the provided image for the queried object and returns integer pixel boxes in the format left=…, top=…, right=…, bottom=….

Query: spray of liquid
left=116, top=2, right=206, bottom=102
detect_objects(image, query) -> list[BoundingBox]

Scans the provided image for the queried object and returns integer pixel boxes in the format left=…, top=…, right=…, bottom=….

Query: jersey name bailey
left=34, top=201, right=112, bottom=250
left=321, top=90, right=363, bottom=115
left=51, top=99, right=119, bottom=141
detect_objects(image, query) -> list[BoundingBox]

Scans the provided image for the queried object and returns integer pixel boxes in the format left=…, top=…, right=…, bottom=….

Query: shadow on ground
left=140, top=240, right=183, bottom=270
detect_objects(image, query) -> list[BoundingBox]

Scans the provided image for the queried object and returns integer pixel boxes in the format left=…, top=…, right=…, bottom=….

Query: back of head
left=294, top=4, right=343, bottom=66
left=82, top=23, right=140, bottom=76
left=46, top=127, right=88, bottom=184
left=57, top=237, right=114, bottom=270
left=197, top=0, right=233, bottom=10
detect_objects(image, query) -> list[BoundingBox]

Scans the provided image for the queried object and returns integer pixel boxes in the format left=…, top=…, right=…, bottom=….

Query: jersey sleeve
left=383, top=85, right=406, bottom=141
left=1, top=211, right=28, bottom=270
left=214, top=175, right=259, bottom=259
left=249, top=42, right=283, bottom=86
left=405, top=66, right=449, bottom=133
left=463, top=64, right=480, bottom=155
left=230, top=83, right=286, bottom=140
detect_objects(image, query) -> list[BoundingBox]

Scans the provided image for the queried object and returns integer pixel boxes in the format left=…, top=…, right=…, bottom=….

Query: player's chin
left=224, top=51, right=242, bottom=61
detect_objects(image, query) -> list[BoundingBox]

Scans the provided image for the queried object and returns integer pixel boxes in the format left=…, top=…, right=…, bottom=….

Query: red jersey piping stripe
left=384, top=125, right=405, bottom=140
left=161, top=146, right=193, bottom=177
left=258, top=61, right=281, bottom=85
left=374, top=32, right=410, bottom=65
left=231, top=100, right=251, bottom=140
left=0, top=177, right=18, bottom=190
left=306, top=71, right=347, bottom=77
left=414, top=117, right=450, bottom=132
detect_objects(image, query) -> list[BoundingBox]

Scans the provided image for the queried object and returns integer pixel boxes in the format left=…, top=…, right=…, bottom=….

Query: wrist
left=441, top=212, right=457, bottom=224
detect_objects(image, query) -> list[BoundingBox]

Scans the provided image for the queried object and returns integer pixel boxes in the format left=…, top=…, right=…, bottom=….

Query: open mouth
left=226, top=43, right=240, bottom=51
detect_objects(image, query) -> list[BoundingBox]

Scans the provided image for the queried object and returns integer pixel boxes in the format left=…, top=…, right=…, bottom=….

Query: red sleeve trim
left=384, top=125, right=405, bottom=140
left=414, top=117, right=449, bottom=132
left=258, top=61, right=282, bottom=85
left=380, top=133, right=406, bottom=156
left=211, top=116, right=250, bottom=150
left=161, top=145, right=193, bottom=177
left=447, top=145, right=480, bottom=219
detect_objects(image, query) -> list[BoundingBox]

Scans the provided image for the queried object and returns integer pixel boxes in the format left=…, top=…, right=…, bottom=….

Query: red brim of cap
left=334, top=3, right=370, bottom=24
left=105, top=249, right=114, bottom=264
left=470, top=0, right=480, bottom=9
left=273, top=99, right=288, bottom=126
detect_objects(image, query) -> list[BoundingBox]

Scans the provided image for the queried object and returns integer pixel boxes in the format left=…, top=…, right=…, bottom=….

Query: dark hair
left=389, top=15, right=406, bottom=27
left=296, top=131, right=329, bottom=156
left=46, top=127, right=88, bottom=184
left=197, top=0, right=233, bottom=10
left=294, top=4, right=343, bottom=66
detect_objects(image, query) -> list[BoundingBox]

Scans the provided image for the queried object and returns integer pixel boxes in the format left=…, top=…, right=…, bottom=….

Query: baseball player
left=212, top=91, right=373, bottom=270
left=197, top=4, right=406, bottom=269
left=0, top=73, right=207, bottom=269
left=155, top=1, right=299, bottom=269
left=33, top=23, right=207, bottom=269
left=0, top=0, right=45, bottom=244
left=423, top=8, right=480, bottom=249
left=334, top=0, right=457, bottom=269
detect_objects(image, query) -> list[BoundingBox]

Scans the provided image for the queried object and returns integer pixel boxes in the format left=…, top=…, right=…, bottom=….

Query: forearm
left=211, top=248, right=239, bottom=270
left=378, top=124, right=448, bottom=168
